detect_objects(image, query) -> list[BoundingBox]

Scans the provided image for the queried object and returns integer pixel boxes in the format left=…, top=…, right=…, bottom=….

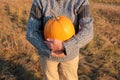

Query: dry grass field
left=0, top=0, right=120, bottom=80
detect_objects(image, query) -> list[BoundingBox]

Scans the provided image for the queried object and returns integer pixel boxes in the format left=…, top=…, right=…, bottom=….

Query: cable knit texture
left=26, top=0, right=94, bottom=62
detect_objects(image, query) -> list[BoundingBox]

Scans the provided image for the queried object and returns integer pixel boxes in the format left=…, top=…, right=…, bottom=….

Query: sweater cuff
left=63, top=37, right=79, bottom=56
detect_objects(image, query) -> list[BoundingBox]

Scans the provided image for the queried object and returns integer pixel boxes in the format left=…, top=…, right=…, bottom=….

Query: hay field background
left=0, top=0, right=120, bottom=80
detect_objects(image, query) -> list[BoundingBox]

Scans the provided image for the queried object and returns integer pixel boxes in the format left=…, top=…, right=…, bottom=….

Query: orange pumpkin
left=44, top=16, right=75, bottom=41
left=44, top=10, right=75, bottom=41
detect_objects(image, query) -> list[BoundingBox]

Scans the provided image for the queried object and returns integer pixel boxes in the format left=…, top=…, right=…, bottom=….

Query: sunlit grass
left=91, top=0, right=120, bottom=5
left=0, top=0, right=120, bottom=80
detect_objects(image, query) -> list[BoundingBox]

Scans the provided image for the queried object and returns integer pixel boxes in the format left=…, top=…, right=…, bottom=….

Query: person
left=26, top=0, right=93, bottom=80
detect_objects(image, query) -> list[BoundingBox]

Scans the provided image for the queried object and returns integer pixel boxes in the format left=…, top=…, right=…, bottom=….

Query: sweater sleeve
left=26, top=0, right=50, bottom=56
left=63, top=0, right=94, bottom=55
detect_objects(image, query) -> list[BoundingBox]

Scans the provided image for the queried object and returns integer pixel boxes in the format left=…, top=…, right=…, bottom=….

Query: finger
left=44, top=41, right=51, bottom=48
left=57, top=53, right=65, bottom=56
left=47, top=38, right=54, bottom=41
left=47, top=39, right=56, bottom=44
left=51, top=52, right=58, bottom=57
left=55, top=39, right=63, bottom=42
left=45, top=43, right=50, bottom=48
left=44, top=41, right=52, bottom=45
left=46, top=43, right=54, bottom=50
left=51, top=52, right=65, bottom=58
left=44, top=41, right=48, bottom=44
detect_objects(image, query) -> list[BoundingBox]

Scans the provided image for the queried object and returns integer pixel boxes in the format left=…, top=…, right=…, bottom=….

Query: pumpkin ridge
left=44, top=18, right=55, bottom=39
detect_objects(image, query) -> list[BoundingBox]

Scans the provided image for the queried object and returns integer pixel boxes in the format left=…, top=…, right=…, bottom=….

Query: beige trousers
left=40, top=55, right=79, bottom=80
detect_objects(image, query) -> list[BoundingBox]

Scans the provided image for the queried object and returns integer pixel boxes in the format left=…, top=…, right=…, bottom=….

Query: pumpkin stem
left=50, top=9, right=59, bottom=20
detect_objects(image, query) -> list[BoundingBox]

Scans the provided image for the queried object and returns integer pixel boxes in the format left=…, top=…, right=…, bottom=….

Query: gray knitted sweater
left=26, top=0, right=93, bottom=62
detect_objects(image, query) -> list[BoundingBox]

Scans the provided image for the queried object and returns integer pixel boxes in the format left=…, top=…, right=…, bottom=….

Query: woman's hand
left=44, top=38, right=66, bottom=58
left=44, top=38, right=64, bottom=51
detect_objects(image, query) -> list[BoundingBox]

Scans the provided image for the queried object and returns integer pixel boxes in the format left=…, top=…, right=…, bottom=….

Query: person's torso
left=39, top=0, right=83, bottom=32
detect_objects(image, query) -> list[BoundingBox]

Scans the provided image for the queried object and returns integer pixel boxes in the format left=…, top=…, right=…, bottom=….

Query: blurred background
left=0, top=0, right=120, bottom=80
